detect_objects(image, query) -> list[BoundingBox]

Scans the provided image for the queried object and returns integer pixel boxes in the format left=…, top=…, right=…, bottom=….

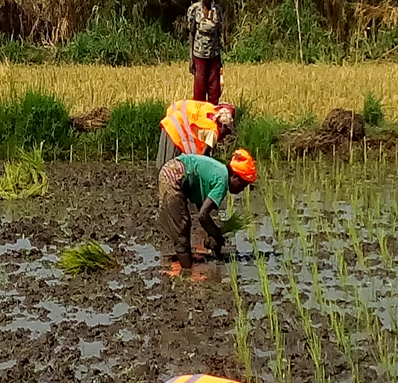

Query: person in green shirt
left=158, top=149, right=257, bottom=268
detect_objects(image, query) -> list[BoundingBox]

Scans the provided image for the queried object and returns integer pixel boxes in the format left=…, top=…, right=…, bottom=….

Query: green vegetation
left=103, top=100, right=166, bottom=161
left=234, top=155, right=398, bottom=380
left=221, top=211, right=252, bottom=236
left=362, top=92, right=384, bottom=127
left=58, top=241, right=114, bottom=276
left=0, top=146, right=48, bottom=200
left=0, top=88, right=393, bottom=165
left=230, top=252, right=252, bottom=381
left=0, top=90, right=74, bottom=160
left=2, top=0, right=398, bottom=65
left=64, top=7, right=187, bottom=66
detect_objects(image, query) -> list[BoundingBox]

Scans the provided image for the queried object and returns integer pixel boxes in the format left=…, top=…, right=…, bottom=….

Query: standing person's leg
left=208, top=55, right=222, bottom=105
left=193, top=57, right=208, bottom=102
left=158, top=160, right=193, bottom=268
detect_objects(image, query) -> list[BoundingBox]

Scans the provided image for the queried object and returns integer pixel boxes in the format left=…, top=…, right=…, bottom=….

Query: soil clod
left=71, top=107, right=111, bottom=132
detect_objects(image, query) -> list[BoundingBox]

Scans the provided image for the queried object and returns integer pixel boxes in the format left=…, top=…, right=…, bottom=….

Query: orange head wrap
left=229, top=149, right=257, bottom=183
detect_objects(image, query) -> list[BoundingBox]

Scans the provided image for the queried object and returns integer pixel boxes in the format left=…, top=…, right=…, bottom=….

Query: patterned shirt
left=187, top=1, right=223, bottom=59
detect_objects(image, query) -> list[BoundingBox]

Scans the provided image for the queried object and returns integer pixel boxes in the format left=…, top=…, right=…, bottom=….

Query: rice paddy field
left=1, top=62, right=398, bottom=120
left=1, top=63, right=398, bottom=383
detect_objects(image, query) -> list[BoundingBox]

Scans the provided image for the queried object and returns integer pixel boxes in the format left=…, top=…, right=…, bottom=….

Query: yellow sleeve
left=197, top=130, right=218, bottom=149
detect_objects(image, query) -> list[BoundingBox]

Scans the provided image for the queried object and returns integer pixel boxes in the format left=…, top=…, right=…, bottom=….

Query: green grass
left=57, top=241, right=114, bottom=276
left=102, top=100, right=166, bottom=161
left=63, top=6, right=187, bottom=66
left=0, top=145, right=48, bottom=200
left=0, top=90, right=75, bottom=160
left=237, top=116, right=291, bottom=160
left=362, top=92, right=384, bottom=127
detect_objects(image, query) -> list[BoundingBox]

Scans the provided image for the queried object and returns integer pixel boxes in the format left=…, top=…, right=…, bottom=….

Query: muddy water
left=1, top=161, right=398, bottom=383
left=0, top=163, right=243, bottom=383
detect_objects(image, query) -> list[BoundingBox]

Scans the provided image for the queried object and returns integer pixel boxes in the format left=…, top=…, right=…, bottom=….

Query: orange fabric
left=230, top=149, right=257, bottom=183
left=162, top=100, right=219, bottom=155
left=165, top=374, right=242, bottom=383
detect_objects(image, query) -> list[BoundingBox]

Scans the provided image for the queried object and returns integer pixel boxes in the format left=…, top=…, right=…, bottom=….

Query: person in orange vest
left=158, top=148, right=257, bottom=268
left=156, top=100, right=235, bottom=174
left=165, top=375, right=241, bottom=383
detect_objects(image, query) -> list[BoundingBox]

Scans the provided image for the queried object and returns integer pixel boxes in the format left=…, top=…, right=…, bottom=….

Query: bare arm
left=198, top=198, right=222, bottom=240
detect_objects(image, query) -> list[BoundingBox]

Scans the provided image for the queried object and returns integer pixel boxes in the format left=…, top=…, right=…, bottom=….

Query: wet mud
left=0, top=163, right=244, bottom=383
left=1, top=162, right=397, bottom=383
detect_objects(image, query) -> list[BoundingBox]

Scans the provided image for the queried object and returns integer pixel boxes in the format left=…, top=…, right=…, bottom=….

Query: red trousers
left=193, top=55, right=221, bottom=105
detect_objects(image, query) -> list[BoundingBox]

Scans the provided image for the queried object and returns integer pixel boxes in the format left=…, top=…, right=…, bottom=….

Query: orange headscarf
left=230, top=149, right=257, bottom=183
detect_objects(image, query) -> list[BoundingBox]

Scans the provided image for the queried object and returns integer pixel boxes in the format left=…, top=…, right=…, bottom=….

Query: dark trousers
left=194, top=55, right=221, bottom=105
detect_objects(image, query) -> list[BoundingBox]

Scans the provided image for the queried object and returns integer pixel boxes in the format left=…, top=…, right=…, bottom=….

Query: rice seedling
left=0, top=145, right=48, bottom=200
left=230, top=253, right=252, bottom=381
left=376, top=227, right=391, bottom=267
left=285, top=261, right=326, bottom=383
left=57, top=241, right=114, bottom=276
left=244, top=186, right=289, bottom=382
left=311, top=261, right=325, bottom=311
left=262, top=182, right=280, bottom=238
left=221, top=211, right=252, bottom=236
left=345, top=219, right=365, bottom=269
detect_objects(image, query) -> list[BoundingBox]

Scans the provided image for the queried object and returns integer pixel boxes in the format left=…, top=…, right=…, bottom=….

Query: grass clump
left=58, top=241, right=114, bottom=276
left=103, top=100, right=166, bottom=160
left=362, top=92, right=384, bottom=127
left=221, top=211, right=252, bottom=236
left=0, top=145, right=48, bottom=200
left=237, top=116, right=291, bottom=160
left=0, top=90, right=75, bottom=160
left=65, top=6, right=187, bottom=66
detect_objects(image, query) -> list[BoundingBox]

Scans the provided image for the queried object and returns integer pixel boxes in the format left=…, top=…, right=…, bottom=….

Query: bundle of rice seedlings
left=221, top=211, right=252, bottom=235
left=58, top=241, right=114, bottom=276
left=0, top=145, right=48, bottom=200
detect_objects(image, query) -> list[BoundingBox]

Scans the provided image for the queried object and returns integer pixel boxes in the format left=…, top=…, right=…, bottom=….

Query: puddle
left=0, top=360, right=16, bottom=370
left=79, top=339, right=103, bottom=359
left=2, top=161, right=398, bottom=382
left=0, top=238, right=35, bottom=255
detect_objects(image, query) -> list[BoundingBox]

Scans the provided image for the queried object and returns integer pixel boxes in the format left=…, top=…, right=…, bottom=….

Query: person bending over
left=156, top=100, right=235, bottom=173
left=158, top=149, right=257, bottom=268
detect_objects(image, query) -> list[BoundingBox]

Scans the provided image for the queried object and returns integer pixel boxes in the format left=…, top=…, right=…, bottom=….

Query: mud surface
left=0, top=163, right=243, bottom=383
left=1, top=161, right=398, bottom=383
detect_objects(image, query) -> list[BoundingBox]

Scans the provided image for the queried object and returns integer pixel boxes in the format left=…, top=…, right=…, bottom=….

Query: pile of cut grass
left=58, top=241, right=114, bottom=276
left=0, top=145, right=48, bottom=200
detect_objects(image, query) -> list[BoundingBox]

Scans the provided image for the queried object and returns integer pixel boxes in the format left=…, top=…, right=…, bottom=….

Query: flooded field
left=1, top=159, right=398, bottom=383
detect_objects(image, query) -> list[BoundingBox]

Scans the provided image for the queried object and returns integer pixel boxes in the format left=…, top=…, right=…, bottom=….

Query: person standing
left=187, top=0, right=224, bottom=105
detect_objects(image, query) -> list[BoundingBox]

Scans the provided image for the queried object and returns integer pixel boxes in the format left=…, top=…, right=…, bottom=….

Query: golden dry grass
left=1, top=62, right=398, bottom=121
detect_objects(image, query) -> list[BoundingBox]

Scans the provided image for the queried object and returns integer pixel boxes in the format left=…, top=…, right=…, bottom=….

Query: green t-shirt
left=178, top=154, right=229, bottom=207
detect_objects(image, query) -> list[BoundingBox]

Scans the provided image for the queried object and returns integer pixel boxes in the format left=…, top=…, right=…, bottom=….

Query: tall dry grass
left=1, top=62, right=398, bottom=121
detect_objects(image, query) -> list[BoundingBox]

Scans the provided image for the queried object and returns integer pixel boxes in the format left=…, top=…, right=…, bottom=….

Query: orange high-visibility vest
left=161, top=100, right=219, bottom=155
left=165, top=375, right=241, bottom=383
